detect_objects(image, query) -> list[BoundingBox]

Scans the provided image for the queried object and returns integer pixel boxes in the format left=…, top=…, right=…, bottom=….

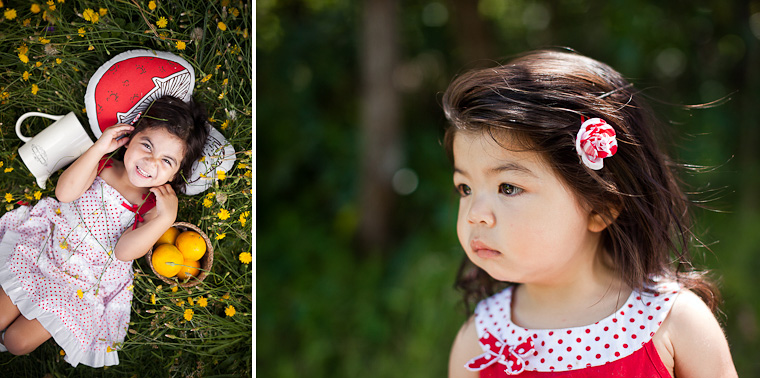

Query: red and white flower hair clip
left=575, top=117, right=618, bottom=170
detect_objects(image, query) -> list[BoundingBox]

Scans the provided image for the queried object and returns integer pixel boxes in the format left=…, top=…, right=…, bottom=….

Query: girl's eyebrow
left=489, top=162, right=536, bottom=177
left=454, top=162, right=536, bottom=177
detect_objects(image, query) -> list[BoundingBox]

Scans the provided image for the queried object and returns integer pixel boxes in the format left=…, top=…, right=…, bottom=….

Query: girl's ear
left=588, top=207, right=620, bottom=233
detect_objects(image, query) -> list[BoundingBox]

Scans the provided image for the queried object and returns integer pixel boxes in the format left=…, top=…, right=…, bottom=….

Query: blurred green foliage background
left=258, top=0, right=760, bottom=376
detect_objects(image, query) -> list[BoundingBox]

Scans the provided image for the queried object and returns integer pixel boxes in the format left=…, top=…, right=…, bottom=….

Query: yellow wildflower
left=19, top=54, right=29, bottom=63
left=59, top=349, right=65, bottom=356
left=34, top=191, right=41, bottom=200
left=183, top=309, right=193, bottom=321
left=207, top=192, right=215, bottom=199
left=215, top=233, right=226, bottom=240
left=106, top=346, right=113, bottom=352
left=187, top=297, right=194, bottom=306
left=230, top=7, right=239, bottom=17
left=39, top=37, right=50, bottom=44
left=222, top=293, right=230, bottom=301
left=216, top=169, right=226, bottom=180
left=176, top=299, right=185, bottom=307
left=35, top=61, right=42, bottom=67
left=217, top=91, right=225, bottom=100
left=171, top=285, right=178, bottom=293
left=199, top=156, right=206, bottom=162
left=224, top=305, right=236, bottom=317
left=221, top=120, right=229, bottom=130
left=17, top=44, right=29, bottom=55
left=31, top=84, right=39, bottom=95
left=82, top=8, right=98, bottom=23
left=148, top=1, right=156, bottom=11
left=156, top=16, right=167, bottom=28
left=76, top=289, right=83, bottom=299
left=55, top=58, right=61, bottom=64
left=23, top=18, right=31, bottom=26
left=221, top=0, right=230, bottom=6
left=197, top=297, right=207, bottom=307
left=31, top=4, right=41, bottom=13
left=4, top=8, right=16, bottom=20
left=88, top=45, right=95, bottom=51
left=78, top=27, right=85, bottom=37
left=4, top=193, right=12, bottom=203
left=202, top=198, right=213, bottom=208
left=47, top=1, right=55, bottom=9
left=175, top=40, right=186, bottom=50
left=58, top=0, right=64, bottom=3
left=215, top=64, right=221, bottom=70
left=25, top=193, right=33, bottom=200
left=239, top=211, right=249, bottom=227
left=4, top=167, right=11, bottom=173
left=99, top=8, right=107, bottom=16
left=217, top=21, right=227, bottom=31
left=217, top=208, right=230, bottom=220
left=150, top=293, right=156, bottom=305
left=55, top=208, right=61, bottom=215
left=22, top=71, right=30, bottom=81
left=222, top=78, right=228, bottom=86
left=200, top=73, right=212, bottom=83
left=59, top=240, right=67, bottom=249
left=238, top=252, right=251, bottom=264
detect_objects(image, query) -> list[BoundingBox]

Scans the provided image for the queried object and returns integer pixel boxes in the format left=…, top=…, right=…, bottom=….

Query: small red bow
left=465, top=331, right=535, bottom=375
left=121, top=202, right=144, bottom=229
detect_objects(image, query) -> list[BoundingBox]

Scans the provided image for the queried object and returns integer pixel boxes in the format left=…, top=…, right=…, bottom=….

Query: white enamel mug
left=15, top=112, right=94, bottom=189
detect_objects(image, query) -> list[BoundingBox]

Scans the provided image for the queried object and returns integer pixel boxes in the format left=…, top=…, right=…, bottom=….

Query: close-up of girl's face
left=123, top=127, right=186, bottom=188
left=452, top=131, right=604, bottom=286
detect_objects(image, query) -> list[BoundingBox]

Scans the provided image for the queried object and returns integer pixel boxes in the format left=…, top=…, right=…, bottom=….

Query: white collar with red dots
left=469, top=280, right=680, bottom=373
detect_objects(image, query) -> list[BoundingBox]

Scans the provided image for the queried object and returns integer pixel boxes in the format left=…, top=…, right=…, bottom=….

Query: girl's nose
left=466, top=195, right=495, bottom=227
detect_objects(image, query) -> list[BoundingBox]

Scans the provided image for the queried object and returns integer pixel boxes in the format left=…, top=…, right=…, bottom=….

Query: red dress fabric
left=466, top=281, right=680, bottom=377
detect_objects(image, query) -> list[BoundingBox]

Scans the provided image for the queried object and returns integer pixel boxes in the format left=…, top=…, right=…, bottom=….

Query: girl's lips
left=470, top=240, right=502, bottom=259
left=136, top=166, right=152, bottom=179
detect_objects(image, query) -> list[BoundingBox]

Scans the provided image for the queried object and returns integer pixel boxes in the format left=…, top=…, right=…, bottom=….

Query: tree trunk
left=357, top=0, right=400, bottom=252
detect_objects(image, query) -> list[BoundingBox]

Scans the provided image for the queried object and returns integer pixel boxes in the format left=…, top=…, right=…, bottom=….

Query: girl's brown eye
left=456, top=184, right=471, bottom=196
left=499, top=183, right=522, bottom=196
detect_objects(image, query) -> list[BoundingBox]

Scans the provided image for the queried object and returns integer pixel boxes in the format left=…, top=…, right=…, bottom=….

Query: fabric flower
left=575, top=117, right=617, bottom=170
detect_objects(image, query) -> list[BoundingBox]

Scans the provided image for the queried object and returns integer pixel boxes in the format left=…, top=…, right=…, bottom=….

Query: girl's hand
left=149, top=184, right=178, bottom=225
left=94, top=124, right=134, bottom=154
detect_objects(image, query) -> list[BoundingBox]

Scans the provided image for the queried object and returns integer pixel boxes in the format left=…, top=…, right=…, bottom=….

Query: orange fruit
left=151, top=244, right=184, bottom=277
left=175, top=231, right=206, bottom=261
left=176, top=259, right=201, bottom=279
left=155, top=226, right=180, bottom=247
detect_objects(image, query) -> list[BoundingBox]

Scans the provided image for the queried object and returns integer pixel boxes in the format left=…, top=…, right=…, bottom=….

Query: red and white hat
left=85, top=50, right=235, bottom=195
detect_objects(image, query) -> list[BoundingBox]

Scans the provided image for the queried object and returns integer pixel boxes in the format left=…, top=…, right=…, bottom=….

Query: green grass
left=0, top=0, right=252, bottom=376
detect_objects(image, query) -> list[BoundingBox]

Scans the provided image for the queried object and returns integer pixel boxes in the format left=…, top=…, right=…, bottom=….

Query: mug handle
left=15, top=112, right=65, bottom=142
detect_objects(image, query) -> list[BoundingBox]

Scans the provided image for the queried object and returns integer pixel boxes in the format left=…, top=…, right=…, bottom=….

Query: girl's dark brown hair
left=442, top=49, right=719, bottom=313
left=130, top=95, right=209, bottom=193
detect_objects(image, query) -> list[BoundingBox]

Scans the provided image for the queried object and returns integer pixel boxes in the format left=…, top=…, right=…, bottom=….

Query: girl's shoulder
left=653, top=289, right=737, bottom=377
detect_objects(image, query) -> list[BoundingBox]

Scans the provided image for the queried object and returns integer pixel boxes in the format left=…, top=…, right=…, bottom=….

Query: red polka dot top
left=465, top=280, right=680, bottom=377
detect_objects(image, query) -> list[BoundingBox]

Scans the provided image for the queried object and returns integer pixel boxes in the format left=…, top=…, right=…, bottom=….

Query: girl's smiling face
left=453, top=131, right=605, bottom=286
left=123, top=127, right=186, bottom=188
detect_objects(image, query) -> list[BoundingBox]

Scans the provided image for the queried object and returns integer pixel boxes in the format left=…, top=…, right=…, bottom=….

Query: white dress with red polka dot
left=0, top=176, right=152, bottom=368
left=465, top=280, right=680, bottom=377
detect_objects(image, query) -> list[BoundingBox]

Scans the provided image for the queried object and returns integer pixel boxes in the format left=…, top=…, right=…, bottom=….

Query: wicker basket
left=145, top=221, right=214, bottom=288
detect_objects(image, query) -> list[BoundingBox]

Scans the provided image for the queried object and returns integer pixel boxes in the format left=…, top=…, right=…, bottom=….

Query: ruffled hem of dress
left=0, top=229, right=120, bottom=368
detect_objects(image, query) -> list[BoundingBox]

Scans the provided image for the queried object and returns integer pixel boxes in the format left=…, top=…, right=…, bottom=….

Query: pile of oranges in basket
left=151, top=226, right=207, bottom=279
